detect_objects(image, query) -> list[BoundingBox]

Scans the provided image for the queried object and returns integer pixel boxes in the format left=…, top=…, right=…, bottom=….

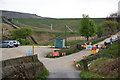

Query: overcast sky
left=0, top=0, right=119, bottom=18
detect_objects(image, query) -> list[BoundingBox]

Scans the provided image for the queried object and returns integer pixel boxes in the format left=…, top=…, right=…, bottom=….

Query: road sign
left=28, top=50, right=33, bottom=55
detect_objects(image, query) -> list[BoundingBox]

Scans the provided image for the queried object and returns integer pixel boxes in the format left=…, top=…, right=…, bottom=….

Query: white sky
left=0, top=0, right=119, bottom=18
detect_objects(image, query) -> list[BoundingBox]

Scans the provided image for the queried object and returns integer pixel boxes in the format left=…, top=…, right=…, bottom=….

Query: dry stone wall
left=1, top=54, right=47, bottom=80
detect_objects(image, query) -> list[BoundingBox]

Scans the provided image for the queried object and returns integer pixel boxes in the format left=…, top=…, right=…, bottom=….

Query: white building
left=118, top=1, right=120, bottom=16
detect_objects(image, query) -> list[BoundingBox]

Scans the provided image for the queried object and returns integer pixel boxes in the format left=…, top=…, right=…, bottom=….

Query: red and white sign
left=53, top=52, right=59, bottom=56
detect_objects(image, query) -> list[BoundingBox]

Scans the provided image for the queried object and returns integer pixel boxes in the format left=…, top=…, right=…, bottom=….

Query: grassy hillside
left=12, top=18, right=105, bottom=32
left=11, top=18, right=105, bottom=44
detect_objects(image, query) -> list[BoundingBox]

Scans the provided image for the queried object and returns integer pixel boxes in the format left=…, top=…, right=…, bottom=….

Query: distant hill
left=0, top=10, right=42, bottom=19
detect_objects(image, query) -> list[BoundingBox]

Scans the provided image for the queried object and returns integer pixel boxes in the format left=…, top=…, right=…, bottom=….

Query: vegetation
left=12, top=27, right=33, bottom=39
left=67, top=40, right=83, bottom=46
left=12, top=18, right=105, bottom=32
left=37, top=70, right=49, bottom=80
left=80, top=71, right=104, bottom=79
left=101, top=21, right=120, bottom=34
left=101, top=41, right=119, bottom=58
left=11, top=18, right=105, bottom=44
left=11, top=27, right=33, bottom=45
left=79, top=14, right=97, bottom=41
left=77, top=40, right=119, bottom=79
left=46, top=48, right=82, bottom=58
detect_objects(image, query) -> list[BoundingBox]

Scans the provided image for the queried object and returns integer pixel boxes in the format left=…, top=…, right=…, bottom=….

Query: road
left=1, top=32, right=119, bottom=78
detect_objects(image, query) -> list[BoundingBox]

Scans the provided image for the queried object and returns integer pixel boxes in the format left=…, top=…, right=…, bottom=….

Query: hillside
left=12, top=18, right=105, bottom=32
left=0, top=10, right=42, bottom=19
left=1, top=10, right=105, bottom=44
left=10, top=18, right=105, bottom=44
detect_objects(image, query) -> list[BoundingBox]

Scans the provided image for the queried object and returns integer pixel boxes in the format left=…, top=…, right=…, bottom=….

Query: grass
left=12, top=18, right=105, bottom=32
left=37, top=70, right=49, bottom=80
left=79, top=40, right=119, bottom=79
left=67, top=40, right=83, bottom=46
left=89, top=57, right=114, bottom=71
left=11, top=18, right=105, bottom=44
left=80, top=71, right=104, bottom=79
left=101, top=41, right=119, bottom=58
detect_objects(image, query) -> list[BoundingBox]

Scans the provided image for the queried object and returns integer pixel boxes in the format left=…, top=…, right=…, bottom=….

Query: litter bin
left=54, top=39, right=65, bottom=48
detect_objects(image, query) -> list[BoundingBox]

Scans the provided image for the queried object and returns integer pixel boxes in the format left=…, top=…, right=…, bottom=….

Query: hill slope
left=12, top=18, right=105, bottom=32
left=0, top=10, right=42, bottom=19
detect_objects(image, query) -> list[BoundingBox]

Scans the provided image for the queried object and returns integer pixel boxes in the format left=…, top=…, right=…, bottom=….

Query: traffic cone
left=76, top=64, right=79, bottom=68
left=73, top=58, right=76, bottom=63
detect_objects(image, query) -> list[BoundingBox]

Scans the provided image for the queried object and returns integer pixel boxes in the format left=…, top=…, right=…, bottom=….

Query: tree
left=96, top=25, right=104, bottom=37
left=79, top=14, right=97, bottom=41
left=12, top=27, right=33, bottom=39
left=102, top=21, right=119, bottom=34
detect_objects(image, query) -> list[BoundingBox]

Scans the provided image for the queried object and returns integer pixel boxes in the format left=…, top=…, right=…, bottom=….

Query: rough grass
left=67, top=40, right=83, bottom=46
left=102, top=41, right=119, bottom=58
left=80, top=71, right=104, bottom=78
left=12, top=18, right=105, bottom=32
left=37, top=70, right=49, bottom=80
left=89, top=57, right=114, bottom=71
left=11, top=18, right=105, bottom=44
left=79, top=40, right=119, bottom=79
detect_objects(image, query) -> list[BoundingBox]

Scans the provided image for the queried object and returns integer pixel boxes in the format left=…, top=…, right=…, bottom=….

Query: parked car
left=0, top=40, right=20, bottom=48
left=0, top=41, right=14, bottom=48
left=4, top=40, right=20, bottom=47
left=11, top=40, right=20, bottom=47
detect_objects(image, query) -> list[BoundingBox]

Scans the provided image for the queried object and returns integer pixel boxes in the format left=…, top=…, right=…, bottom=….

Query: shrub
left=16, top=38, right=30, bottom=45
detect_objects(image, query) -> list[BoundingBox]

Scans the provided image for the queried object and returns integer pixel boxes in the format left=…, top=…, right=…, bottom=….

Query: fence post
left=32, top=44, right=34, bottom=55
left=82, top=59, right=89, bottom=71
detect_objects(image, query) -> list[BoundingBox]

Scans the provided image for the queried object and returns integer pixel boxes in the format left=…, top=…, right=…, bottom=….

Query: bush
left=12, top=27, right=33, bottom=39
left=16, top=38, right=30, bottom=45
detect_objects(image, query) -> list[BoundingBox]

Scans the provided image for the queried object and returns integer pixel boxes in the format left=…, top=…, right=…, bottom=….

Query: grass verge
left=37, top=70, right=49, bottom=80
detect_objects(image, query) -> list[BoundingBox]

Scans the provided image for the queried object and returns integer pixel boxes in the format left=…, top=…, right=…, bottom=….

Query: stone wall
left=1, top=54, right=47, bottom=80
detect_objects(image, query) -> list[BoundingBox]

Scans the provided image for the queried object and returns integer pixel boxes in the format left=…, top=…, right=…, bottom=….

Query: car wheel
left=15, top=45, right=18, bottom=47
left=7, top=45, right=10, bottom=48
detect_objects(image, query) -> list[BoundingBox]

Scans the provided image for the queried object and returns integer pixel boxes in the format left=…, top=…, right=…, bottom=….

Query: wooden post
left=82, top=59, right=89, bottom=71
left=65, top=25, right=67, bottom=48
left=32, top=44, right=34, bottom=55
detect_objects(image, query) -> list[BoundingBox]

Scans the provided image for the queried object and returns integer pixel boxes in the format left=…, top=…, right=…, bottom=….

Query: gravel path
left=1, top=32, right=119, bottom=78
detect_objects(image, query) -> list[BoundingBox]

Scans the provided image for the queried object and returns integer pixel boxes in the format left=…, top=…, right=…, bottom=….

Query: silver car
left=0, top=41, right=14, bottom=48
